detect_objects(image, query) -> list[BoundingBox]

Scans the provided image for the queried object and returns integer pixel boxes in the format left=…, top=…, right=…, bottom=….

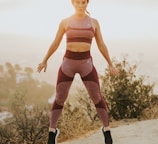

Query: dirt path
left=60, top=119, right=158, bottom=144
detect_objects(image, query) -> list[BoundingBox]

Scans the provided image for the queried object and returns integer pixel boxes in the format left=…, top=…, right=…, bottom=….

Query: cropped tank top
left=65, top=15, right=95, bottom=44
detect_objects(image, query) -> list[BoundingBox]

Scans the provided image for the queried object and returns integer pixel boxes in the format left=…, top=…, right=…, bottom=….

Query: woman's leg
left=81, top=64, right=112, bottom=143
left=49, top=51, right=91, bottom=128
left=81, top=66, right=113, bottom=143
left=49, top=67, right=74, bottom=128
left=81, top=66, right=109, bottom=127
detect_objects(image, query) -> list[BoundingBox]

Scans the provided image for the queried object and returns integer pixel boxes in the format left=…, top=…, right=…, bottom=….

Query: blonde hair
left=71, top=0, right=89, bottom=4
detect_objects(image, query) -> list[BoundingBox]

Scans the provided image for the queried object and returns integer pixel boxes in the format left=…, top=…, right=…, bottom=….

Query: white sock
left=103, top=126, right=110, bottom=132
left=49, top=127, right=56, bottom=133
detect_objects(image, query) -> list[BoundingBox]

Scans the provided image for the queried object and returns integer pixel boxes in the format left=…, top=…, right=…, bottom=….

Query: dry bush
left=0, top=95, right=49, bottom=144
left=0, top=89, right=102, bottom=143
left=141, top=105, right=158, bottom=120
left=141, top=95, right=158, bottom=120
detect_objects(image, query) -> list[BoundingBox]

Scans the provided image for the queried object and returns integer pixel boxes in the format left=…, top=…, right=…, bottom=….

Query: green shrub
left=101, top=58, right=157, bottom=120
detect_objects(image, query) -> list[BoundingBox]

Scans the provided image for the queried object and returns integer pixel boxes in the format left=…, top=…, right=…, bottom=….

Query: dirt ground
left=60, top=119, right=158, bottom=144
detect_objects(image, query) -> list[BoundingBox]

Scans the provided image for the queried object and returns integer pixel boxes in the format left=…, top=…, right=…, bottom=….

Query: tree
left=0, top=65, right=4, bottom=73
left=24, top=67, right=33, bottom=77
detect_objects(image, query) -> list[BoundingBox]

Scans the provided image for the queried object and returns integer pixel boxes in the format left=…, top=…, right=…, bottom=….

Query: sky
left=0, top=0, right=158, bottom=38
left=0, top=0, right=158, bottom=93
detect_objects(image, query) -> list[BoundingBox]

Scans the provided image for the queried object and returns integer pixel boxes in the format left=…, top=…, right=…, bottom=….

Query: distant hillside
left=0, top=33, right=158, bottom=93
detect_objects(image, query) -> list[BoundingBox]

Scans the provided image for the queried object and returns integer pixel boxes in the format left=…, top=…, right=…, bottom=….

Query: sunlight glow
left=0, top=0, right=157, bottom=39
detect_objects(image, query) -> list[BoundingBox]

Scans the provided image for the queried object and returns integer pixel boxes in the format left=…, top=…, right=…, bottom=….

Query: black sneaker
left=101, top=128, right=113, bottom=144
left=47, top=128, right=60, bottom=144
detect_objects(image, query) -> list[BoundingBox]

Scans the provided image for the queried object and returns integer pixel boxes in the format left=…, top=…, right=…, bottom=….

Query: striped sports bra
left=65, top=15, right=95, bottom=44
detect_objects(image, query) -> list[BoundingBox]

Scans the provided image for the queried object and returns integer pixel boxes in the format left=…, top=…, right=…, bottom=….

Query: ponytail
left=86, top=0, right=90, bottom=15
left=86, top=9, right=90, bottom=16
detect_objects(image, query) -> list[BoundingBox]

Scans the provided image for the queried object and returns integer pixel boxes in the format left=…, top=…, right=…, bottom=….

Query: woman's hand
left=37, top=62, right=47, bottom=73
left=109, top=65, right=119, bottom=76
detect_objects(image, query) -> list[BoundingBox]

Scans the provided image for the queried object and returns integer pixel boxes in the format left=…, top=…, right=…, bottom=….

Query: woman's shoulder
left=59, top=16, right=72, bottom=26
left=90, top=17, right=99, bottom=24
left=90, top=17, right=100, bottom=29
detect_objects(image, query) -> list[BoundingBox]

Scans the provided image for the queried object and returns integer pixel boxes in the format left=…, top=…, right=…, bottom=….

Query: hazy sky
left=0, top=0, right=158, bottom=92
left=0, top=0, right=158, bottom=38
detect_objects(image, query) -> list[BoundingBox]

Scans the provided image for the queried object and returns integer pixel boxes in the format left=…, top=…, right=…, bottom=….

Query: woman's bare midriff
left=66, top=42, right=91, bottom=52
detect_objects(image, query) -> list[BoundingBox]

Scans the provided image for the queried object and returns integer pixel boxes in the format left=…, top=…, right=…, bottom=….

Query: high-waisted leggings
left=50, top=50, right=109, bottom=128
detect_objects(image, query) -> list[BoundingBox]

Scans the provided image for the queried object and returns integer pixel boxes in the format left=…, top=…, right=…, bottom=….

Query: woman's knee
left=95, top=98, right=107, bottom=110
left=52, top=99, right=63, bottom=110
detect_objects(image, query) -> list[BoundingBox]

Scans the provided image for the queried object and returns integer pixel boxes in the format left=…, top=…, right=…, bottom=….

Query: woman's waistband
left=64, top=50, right=91, bottom=60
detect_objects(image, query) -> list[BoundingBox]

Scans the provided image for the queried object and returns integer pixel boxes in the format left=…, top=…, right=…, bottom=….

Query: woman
left=37, top=0, right=119, bottom=144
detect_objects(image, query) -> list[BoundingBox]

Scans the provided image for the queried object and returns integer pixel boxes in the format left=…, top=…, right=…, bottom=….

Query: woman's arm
left=37, top=19, right=66, bottom=73
left=93, top=18, right=119, bottom=76
left=93, top=19, right=112, bottom=66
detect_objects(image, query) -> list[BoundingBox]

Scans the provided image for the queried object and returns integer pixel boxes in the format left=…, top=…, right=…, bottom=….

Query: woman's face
left=72, top=0, right=88, bottom=15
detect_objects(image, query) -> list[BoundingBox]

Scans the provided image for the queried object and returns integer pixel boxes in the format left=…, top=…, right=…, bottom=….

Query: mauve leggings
left=50, top=50, right=109, bottom=128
